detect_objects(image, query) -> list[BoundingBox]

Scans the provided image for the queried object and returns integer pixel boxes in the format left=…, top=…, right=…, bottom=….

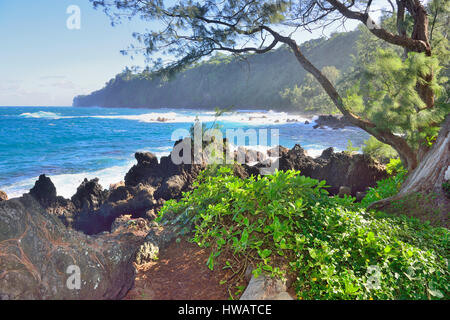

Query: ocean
left=0, top=106, right=369, bottom=198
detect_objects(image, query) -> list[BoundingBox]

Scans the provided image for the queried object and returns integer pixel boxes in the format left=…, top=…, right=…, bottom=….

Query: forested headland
left=73, top=30, right=358, bottom=111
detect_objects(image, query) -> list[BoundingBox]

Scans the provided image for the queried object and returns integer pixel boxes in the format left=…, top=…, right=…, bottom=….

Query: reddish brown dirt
left=125, top=238, right=248, bottom=300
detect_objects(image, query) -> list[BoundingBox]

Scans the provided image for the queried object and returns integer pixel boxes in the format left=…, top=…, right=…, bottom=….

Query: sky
left=0, top=0, right=385, bottom=107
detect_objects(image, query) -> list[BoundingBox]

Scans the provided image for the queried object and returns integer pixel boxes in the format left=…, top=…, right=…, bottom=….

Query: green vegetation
left=279, top=66, right=341, bottom=114
left=360, top=161, right=407, bottom=207
left=158, top=167, right=449, bottom=300
left=344, top=47, right=448, bottom=151
left=344, top=140, right=360, bottom=155
left=88, top=0, right=449, bottom=174
left=361, top=136, right=399, bottom=164
left=74, top=31, right=358, bottom=111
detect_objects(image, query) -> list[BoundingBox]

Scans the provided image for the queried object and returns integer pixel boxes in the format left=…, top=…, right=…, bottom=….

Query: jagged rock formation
left=71, top=178, right=109, bottom=213
left=26, top=140, right=386, bottom=235
left=0, top=195, right=145, bottom=300
left=125, top=147, right=204, bottom=200
left=27, top=175, right=160, bottom=235
left=28, top=174, right=77, bottom=226
left=267, top=145, right=387, bottom=195
left=313, top=115, right=355, bottom=129
left=29, top=174, right=57, bottom=206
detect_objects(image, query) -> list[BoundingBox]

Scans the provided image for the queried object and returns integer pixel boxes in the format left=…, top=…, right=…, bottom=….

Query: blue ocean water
left=0, top=106, right=369, bottom=198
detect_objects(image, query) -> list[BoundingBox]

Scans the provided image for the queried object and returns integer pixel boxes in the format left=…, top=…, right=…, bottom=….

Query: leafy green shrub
left=158, top=167, right=449, bottom=300
left=362, top=136, right=398, bottom=163
left=385, top=158, right=406, bottom=176
left=360, top=169, right=407, bottom=207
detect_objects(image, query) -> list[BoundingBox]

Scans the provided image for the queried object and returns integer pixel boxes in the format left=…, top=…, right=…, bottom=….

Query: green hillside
left=73, top=31, right=359, bottom=111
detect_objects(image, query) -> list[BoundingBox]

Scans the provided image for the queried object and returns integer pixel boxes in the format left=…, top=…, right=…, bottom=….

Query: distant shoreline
left=74, top=104, right=317, bottom=117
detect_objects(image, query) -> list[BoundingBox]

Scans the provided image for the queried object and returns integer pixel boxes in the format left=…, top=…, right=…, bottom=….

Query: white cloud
left=51, top=79, right=77, bottom=90
left=0, top=78, right=77, bottom=106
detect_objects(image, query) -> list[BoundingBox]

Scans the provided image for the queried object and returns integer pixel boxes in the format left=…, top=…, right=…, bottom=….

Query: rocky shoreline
left=312, top=114, right=356, bottom=129
left=0, top=140, right=386, bottom=299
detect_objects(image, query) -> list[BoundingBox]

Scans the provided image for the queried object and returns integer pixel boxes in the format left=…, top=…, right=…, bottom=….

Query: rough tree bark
left=369, top=115, right=449, bottom=227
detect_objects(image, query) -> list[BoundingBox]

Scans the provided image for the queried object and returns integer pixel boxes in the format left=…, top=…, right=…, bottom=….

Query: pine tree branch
left=325, top=0, right=430, bottom=53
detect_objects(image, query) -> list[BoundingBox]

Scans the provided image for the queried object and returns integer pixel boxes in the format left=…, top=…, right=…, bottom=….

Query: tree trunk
left=369, top=115, right=450, bottom=227
left=397, top=115, right=449, bottom=197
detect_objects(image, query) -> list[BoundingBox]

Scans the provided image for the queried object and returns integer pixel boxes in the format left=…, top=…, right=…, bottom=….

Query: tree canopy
left=91, top=0, right=449, bottom=171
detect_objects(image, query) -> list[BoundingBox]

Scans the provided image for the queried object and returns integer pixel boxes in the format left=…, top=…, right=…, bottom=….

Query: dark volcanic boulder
left=29, top=174, right=57, bottom=206
left=124, top=140, right=205, bottom=200
left=135, top=152, right=158, bottom=166
left=243, top=164, right=262, bottom=177
left=257, top=145, right=387, bottom=196
left=0, top=195, right=145, bottom=300
left=73, top=184, right=158, bottom=235
left=28, top=175, right=77, bottom=227
left=155, top=175, right=186, bottom=200
left=276, top=144, right=316, bottom=174
left=0, top=191, right=7, bottom=202
left=312, top=152, right=387, bottom=195
left=125, top=152, right=167, bottom=187
left=319, top=147, right=335, bottom=160
left=314, top=115, right=355, bottom=129
left=108, top=186, right=132, bottom=203
left=71, top=178, right=109, bottom=212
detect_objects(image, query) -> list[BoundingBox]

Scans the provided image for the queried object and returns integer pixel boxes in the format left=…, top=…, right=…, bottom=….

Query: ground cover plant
left=158, top=167, right=449, bottom=300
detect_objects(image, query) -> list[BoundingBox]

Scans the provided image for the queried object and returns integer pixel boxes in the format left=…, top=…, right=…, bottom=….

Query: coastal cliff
left=73, top=31, right=358, bottom=110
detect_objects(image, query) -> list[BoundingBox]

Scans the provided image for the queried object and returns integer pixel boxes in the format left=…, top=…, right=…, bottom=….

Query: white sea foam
left=2, top=161, right=135, bottom=199
left=1, top=149, right=174, bottom=199
left=150, top=151, right=171, bottom=159
left=18, top=109, right=312, bottom=126
left=305, top=148, right=324, bottom=158
left=93, top=110, right=310, bottom=125
left=229, top=142, right=327, bottom=159
left=50, top=162, right=136, bottom=198
left=19, top=111, right=64, bottom=120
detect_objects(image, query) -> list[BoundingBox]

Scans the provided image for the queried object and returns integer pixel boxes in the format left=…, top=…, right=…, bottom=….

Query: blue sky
left=0, top=0, right=383, bottom=107
left=0, top=0, right=150, bottom=106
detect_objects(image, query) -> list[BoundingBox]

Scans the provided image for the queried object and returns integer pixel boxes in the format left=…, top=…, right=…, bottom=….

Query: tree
left=90, top=0, right=448, bottom=173
left=280, top=66, right=340, bottom=113
left=369, top=114, right=449, bottom=225
left=361, top=136, right=398, bottom=163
